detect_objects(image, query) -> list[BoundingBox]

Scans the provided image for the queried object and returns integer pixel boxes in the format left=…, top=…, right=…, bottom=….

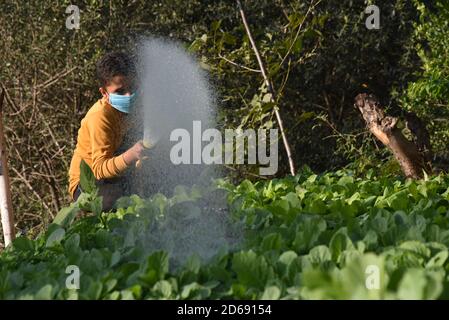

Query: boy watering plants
left=68, top=51, right=148, bottom=210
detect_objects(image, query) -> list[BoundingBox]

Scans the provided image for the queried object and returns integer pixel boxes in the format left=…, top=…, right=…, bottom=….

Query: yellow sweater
left=68, top=98, right=129, bottom=199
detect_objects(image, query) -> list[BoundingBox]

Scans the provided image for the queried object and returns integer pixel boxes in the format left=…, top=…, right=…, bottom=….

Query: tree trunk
left=354, top=93, right=432, bottom=179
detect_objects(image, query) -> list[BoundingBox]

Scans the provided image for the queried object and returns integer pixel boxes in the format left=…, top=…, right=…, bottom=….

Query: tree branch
left=354, top=93, right=432, bottom=179
left=218, top=54, right=261, bottom=73
left=237, top=0, right=296, bottom=176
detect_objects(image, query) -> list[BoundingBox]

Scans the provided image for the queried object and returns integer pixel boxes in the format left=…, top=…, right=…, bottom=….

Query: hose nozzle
left=135, top=128, right=158, bottom=168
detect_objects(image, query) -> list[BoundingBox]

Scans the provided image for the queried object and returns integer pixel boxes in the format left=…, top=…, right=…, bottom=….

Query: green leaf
left=362, top=230, right=378, bottom=251
left=104, top=279, right=118, bottom=293
left=399, top=241, right=431, bottom=258
left=128, top=284, right=142, bottom=299
left=53, top=205, right=79, bottom=227
left=268, top=199, right=290, bottom=216
left=139, top=251, right=169, bottom=286
left=232, top=251, right=272, bottom=289
left=293, top=217, right=326, bottom=253
left=261, top=286, right=281, bottom=300
left=307, top=245, right=332, bottom=267
left=79, top=160, right=96, bottom=194
left=386, top=191, right=409, bottom=211
left=119, top=290, right=135, bottom=300
left=45, top=227, right=66, bottom=247
left=329, top=230, right=355, bottom=263
left=397, top=269, right=444, bottom=299
left=185, top=255, right=201, bottom=274
left=111, top=251, right=121, bottom=267
left=307, top=198, right=327, bottom=214
left=152, top=280, right=172, bottom=299
left=277, top=251, right=300, bottom=282
left=283, top=192, right=300, bottom=208
left=181, top=282, right=211, bottom=299
left=262, top=93, right=272, bottom=103
left=64, top=233, right=80, bottom=255
left=426, top=250, right=448, bottom=268
left=12, top=236, right=35, bottom=252
left=108, top=291, right=120, bottom=300
left=86, top=281, right=103, bottom=300
left=278, top=251, right=298, bottom=266
left=261, top=233, right=283, bottom=251
left=35, top=284, right=53, bottom=300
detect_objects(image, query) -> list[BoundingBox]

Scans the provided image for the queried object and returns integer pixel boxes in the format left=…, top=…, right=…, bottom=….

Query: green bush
left=400, top=0, right=449, bottom=155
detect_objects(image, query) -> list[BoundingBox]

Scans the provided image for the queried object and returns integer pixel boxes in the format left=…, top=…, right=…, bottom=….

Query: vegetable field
left=2, top=168, right=449, bottom=300
left=1, top=0, right=448, bottom=304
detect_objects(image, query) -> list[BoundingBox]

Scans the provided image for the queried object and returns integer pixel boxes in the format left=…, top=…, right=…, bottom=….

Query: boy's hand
left=123, top=141, right=146, bottom=165
left=136, top=139, right=158, bottom=168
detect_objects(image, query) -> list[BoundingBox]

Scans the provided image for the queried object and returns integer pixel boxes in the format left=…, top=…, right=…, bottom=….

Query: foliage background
left=0, top=0, right=447, bottom=241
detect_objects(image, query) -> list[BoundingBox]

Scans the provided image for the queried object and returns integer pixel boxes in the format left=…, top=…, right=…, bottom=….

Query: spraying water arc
left=121, top=38, right=241, bottom=267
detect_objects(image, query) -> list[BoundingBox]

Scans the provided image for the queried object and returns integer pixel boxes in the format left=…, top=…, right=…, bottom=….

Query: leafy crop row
left=1, top=168, right=449, bottom=299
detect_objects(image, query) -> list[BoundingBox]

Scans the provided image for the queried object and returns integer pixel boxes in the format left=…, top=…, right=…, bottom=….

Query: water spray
left=124, top=37, right=242, bottom=266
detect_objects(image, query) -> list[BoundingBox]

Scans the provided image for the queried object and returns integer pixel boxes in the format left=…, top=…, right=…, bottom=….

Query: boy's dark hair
left=96, top=51, right=136, bottom=86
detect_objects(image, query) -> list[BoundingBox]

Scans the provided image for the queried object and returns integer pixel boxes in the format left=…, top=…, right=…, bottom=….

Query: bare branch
left=35, top=67, right=77, bottom=94
left=11, top=166, right=51, bottom=212
left=237, top=0, right=296, bottom=176
left=218, top=54, right=262, bottom=73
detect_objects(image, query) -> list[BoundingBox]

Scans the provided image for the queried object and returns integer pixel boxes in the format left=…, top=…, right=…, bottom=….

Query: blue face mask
left=108, top=92, right=136, bottom=114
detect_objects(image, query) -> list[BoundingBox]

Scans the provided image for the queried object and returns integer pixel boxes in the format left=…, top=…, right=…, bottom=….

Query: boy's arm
left=87, top=113, right=129, bottom=179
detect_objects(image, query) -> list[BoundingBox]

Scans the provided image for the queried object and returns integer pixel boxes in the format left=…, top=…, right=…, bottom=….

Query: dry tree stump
left=354, top=93, right=432, bottom=179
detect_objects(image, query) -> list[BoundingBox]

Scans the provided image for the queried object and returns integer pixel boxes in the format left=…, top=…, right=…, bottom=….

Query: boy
left=68, top=51, right=146, bottom=210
